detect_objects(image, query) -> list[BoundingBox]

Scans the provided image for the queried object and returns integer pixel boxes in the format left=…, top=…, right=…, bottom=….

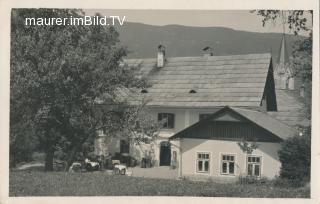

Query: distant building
left=274, top=34, right=295, bottom=90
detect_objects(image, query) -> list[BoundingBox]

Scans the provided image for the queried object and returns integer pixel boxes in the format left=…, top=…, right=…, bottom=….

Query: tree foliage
left=278, top=128, right=311, bottom=181
left=237, top=138, right=259, bottom=154
left=255, top=10, right=312, bottom=35
left=10, top=9, right=150, bottom=170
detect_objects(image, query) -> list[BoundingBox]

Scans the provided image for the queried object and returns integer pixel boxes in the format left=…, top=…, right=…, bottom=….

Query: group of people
left=68, top=157, right=102, bottom=172
left=68, top=156, right=127, bottom=175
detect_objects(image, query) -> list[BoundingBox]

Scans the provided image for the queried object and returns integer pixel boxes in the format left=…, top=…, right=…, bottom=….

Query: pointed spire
left=277, top=34, right=289, bottom=64
left=274, top=33, right=295, bottom=90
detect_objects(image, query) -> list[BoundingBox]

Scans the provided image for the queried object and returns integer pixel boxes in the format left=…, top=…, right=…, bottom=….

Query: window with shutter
left=158, top=113, right=175, bottom=129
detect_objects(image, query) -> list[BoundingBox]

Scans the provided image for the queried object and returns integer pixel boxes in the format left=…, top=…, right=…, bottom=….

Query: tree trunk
left=45, top=147, right=54, bottom=171
left=66, top=146, right=78, bottom=171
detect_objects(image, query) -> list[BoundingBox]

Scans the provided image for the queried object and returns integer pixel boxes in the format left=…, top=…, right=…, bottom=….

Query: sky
left=84, top=9, right=312, bottom=35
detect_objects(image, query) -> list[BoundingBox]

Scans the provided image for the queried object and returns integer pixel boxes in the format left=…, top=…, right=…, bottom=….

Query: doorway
left=159, top=141, right=171, bottom=166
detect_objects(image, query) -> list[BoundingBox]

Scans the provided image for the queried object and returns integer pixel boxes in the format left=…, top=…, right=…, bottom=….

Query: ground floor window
left=196, top=152, right=210, bottom=173
left=221, top=154, right=235, bottom=175
left=247, top=156, right=261, bottom=177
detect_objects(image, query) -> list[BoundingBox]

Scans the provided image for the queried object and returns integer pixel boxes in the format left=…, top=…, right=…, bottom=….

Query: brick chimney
left=202, top=46, right=213, bottom=57
left=157, top=45, right=166, bottom=68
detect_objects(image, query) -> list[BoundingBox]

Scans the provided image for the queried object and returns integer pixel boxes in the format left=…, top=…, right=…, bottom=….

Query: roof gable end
left=170, top=106, right=297, bottom=141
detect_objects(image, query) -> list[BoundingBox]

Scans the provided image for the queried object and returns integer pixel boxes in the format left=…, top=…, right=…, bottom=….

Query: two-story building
left=95, top=40, right=303, bottom=180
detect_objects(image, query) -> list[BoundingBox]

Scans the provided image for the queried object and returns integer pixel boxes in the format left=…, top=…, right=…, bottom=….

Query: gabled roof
left=123, top=53, right=273, bottom=108
left=170, top=106, right=297, bottom=141
left=231, top=107, right=298, bottom=140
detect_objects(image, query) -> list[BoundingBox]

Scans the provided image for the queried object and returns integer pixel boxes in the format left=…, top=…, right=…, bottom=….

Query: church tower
left=274, top=34, right=295, bottom=90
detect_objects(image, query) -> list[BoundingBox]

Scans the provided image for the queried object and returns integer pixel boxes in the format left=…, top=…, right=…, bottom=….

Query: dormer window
left=141, top=89, right=148, bottom=93
left=189, top=90, right=197, bottom=93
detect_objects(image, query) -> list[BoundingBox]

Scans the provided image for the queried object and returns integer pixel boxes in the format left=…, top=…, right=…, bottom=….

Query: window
left=221, top=154, right=235, bottom=175
left=120, top=140, right=130, bottom=154
left=196, top=152, right=210, bottom=173
left=247, top=156, right=261, bottom=177
left=158, top=113, right=175, bottom=129
left=199, top=114, right=212, bottom=121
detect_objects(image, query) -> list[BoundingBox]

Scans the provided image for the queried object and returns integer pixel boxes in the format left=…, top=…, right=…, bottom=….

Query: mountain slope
left=115, top=23, right=302, bottom=60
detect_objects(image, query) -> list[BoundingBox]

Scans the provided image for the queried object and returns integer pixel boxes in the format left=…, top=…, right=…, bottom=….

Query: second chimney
left=157, top=45, right=166, bottom=68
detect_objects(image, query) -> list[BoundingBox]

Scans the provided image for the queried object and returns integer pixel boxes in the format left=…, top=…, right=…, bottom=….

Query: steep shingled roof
left=123, top=53, right=272, bottom=108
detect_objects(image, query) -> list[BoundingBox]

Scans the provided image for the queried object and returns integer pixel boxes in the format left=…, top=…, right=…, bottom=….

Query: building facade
left=95, top=40, right=305, bottom=179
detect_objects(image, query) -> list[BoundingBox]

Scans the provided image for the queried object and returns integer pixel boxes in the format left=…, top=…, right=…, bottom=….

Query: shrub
left=272, top=176, right=308, bottom=188
left=10, top=131, right=38, bottom=168
left=31, top=152, right=45, bottom=162
left=238, top=175, right=269, bottom=185
left=278, top=127, right=311, bottom=183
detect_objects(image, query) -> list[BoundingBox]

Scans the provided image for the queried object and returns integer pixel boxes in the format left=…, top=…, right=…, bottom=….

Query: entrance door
left=159, top=141, right=171, bottom=166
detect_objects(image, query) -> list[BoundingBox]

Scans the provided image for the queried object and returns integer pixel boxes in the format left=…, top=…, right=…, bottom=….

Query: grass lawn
left=10, top=171, right=310, bottom=197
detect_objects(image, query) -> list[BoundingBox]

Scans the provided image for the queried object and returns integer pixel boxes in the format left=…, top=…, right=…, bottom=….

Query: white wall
left=179, top=138, right=281, bottom=179
left=132, top=107, right=218, bottom=166
left=149, top=107, right=220, bottom=134
left=100, top=108, right=280, bottom=173
left=129, top=138, right=180, bottom=167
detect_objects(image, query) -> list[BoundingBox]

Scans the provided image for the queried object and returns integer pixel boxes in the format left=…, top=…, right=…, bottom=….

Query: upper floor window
left=158, top=113, right=175, bottom=129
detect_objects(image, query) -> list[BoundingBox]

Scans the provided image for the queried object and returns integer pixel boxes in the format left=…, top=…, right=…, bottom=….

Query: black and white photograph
left=0, top=0, right=319, bottom=203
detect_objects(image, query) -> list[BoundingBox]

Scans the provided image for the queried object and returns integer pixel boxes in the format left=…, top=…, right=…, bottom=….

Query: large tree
left=10, top=9, right=148, bottom=170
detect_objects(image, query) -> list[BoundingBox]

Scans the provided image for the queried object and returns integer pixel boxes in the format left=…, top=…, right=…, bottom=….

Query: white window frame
left=220, top=153, right=236, bottom=176
left=247, top=155, right=262, bottom=177
left=195, top=152, right=211, bottom=174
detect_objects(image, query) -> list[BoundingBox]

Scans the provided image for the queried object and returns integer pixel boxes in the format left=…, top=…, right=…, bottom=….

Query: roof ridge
left=124, top=53, right=272, bottom=61
left=230, top=107, right=297, bottom=132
